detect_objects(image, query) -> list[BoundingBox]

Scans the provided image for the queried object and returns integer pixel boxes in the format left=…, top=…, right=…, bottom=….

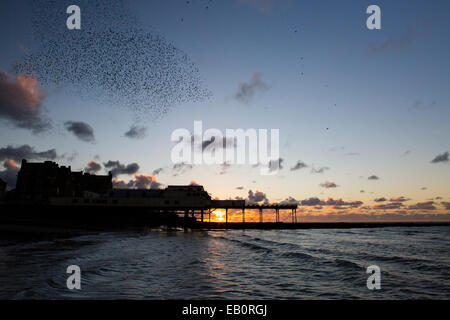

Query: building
left=0, top=178, right=6, bottom=199
left=15, top=160, right=112, bottom=200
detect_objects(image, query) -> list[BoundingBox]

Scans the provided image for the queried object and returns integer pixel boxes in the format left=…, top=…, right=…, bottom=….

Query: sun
left=211, top=209, right=226, bottom=223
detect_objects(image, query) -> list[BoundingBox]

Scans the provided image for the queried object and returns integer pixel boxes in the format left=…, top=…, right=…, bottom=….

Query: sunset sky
left=0, top=0, right=449, bottom=221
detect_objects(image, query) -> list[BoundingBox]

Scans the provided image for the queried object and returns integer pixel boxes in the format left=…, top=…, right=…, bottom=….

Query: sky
left=0, top=0, right=449, bottom=221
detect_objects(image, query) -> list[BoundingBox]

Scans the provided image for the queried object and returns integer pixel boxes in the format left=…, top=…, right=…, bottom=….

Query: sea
left=0, top=226, right=449, bottom=299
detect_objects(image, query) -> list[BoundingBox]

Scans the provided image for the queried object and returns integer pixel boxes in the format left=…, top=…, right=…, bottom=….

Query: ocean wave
left=333, top=258, right=362, bottom=270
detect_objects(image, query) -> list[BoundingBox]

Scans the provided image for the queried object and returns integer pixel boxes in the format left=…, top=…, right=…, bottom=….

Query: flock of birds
left=12, top=0, right=335, bottom=130
left=13, top=0, right=210, bottom=121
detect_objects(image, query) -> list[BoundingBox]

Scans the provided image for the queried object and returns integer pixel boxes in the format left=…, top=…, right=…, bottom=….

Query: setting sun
left=211, top=209, right=226, bottom=223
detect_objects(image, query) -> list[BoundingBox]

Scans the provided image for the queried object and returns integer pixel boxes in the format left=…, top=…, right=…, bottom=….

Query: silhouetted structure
left=16, top=159, right=112, bottom=200
left=3, top=160, right=298, bottom=228
left=0, top=178, right=6, bottom=199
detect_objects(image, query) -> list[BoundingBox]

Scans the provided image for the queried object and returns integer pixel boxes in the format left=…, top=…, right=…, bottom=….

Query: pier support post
left=225, top=208, right=228, bottom=224
left=242, top=208, right=245, bottom=223
left=292, top=209, right=295, bottom=223
left=259, top=208, right=263, bottom=223
left=201, top=209, right=204, bottom=223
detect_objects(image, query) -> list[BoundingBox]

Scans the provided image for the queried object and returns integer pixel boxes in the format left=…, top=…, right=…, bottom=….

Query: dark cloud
left=64, top=121, right=95, bottom=142
left=236, top=186, right=244, bottom=190
left=368, top=175, right=379, bottom=180
left=408, top=201, right=436, bottom=210
left=113, top=174, right=164, bottom=190
left=0, top=159, right=20, bottom=188
left=247, top=190, right=269, bottom=205
left=104, top=160, right=139, bottom=177
left=280, top=197, right=300, bottom=206
left=431, top=152, right=449, bottom=163
left=299, top=197, right=363, bottom=208
left=124, top=125, right=147, bottom=140
left=290, top=160, right=307, bottom=171
left=0, top=144, right=57, bottom=163
left=84, top=161, right=102, bottom=174
left=172, top=162, right=193, bottom=176
left=300, top=197, right=322, bottom=206
left=201, top=136, right=237, bottom=152
left=319, top=181, right=338, bottom=188
left=112, top=179, right=135, bottom=189
left=0, top=71, right=50, bottom=133
left=441, top=202, right=450, bottom=210
left=324, top=198, right=363, bottom=208
left=373, top=202, right=404, bottom=210
left=134, top=174, right=160, bottom=189
left=374, top=197, right=387, bottom=202
left=152, top=168, right=164, bottom=175
left=234, top=73, right=270, bottom=104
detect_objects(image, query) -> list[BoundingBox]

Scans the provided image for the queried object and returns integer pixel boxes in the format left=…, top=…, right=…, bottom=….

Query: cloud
left=113, top=174, right=164, bottom=190
left=311, top=166, right=330, bottom=174
left=152, top=167, right=164, bottom=175
left=0, top=159, right=20, bottom=188
left=124, top=125, right=147, bottom=140
left=267, top=158, right=284, bottom=173
left=290, top=160, right=307, bottom=171
left=280, top=197, right=300, bottom=206
left=201, top=136, right=237, bottom=151
left=236, top=186, right=244, bottom=190
left=112, top=179, right=135, bottom=189
left=134, top=174, right=160, bottom=189
left=319, top=181, right=338, bottom=188
left=390, top=196, right=409, bottom=202
left=219, top=163, right=231, bottom=175
left=374, top=197, right=387, bottom=202
left=431, top=152, right=449, bottom=163
left=64, top=121, right=95, bottom=142
left=441, top=202, right=450, bottom=210
left=0, top=71, right=50, bottom=133
left=408, top=201, right=436, bottom=210
left=373, top=202, right=404, bottom=210
left=324, top=197, right=363, bottom=208
left=104, top=160, right=139, bottom=177
left=84, top=161, right=102, bottom=174
left=368, top=19, right=431, bottom=54
left=247, top=190, right=269, bottom=205
left=172, top=162, right=193, bottom=176
left=0, top=144, right=57, bottom=162
left=300, top=197, right=322, bottom=206
left=298, top=197, right=363, bottom=208
left=368, top=175, right=379, bottom=180
left=234, top=73, right=270, bottom=104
